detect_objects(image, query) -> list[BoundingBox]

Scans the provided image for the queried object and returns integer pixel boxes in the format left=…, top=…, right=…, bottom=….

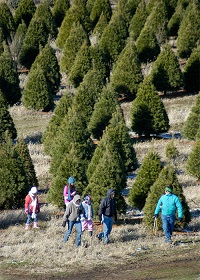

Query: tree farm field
left=0, top=94, right=199, bottom=280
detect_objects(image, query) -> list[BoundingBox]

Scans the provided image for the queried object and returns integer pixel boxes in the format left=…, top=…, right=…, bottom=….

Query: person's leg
left=63, top=220, right=74, bottom=243
left=103, top=215, right=110, bottom=243
left=87, top=220, right=93, bottom=236
left=168, top=215, right=175, bottom=238
left=161, top=215, right=171, bottom=243
left=82, top=220, right=87, bottom=232
left=75, top=221, right=82, bottom=247
left=107, top=217, right=113, bottom=235
left=33, top=213, right=39, bottom=228
left=25, top=214, right=32, bottom=229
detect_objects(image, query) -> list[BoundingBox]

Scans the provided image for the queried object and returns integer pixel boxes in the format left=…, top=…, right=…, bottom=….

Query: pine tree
left=10, top=20, right=27, bottom=62
left=14, top=138, right=38, bottom=187
left=90, top=0, right=112, bottom=28
left=0, top=134, right=29, bottom=209
left=131, top=78, right=169, bottom=136
left=92, top=12, right=110, bottom=41
left=129, top=150, right=163, bottom=210
left=0, top=44, right=21, bottom=105
left=22, top=67, right=53, bottom=111
left=143, top=165, right=191, bottom=229
left=186, top=141, right=200, bottom=180
left=0, top=2, right=15, bottom=43
left=0, top=91, right=17, bottom=141
left=114, top=0, right=140, bottom=27
left=14, top=0, right=36, bottom=27
left=177, top=1, right=200, bottom=58
left=51, top=0, right=70, bottom=27
left=196, top=127, right=200, bottom=141
left=110, top=37, right=143, bottom=99
left=42, top=93, right=73, bottom=155
left=47, top=146, right=88, bottom=207
left=165, top=139, right=179, bottom=163
left=183, top=46, right=200, bottom=93
left=182, top=92, right=200, bottom=140
left=149, top=43, right=183, bottom=94
left=88, top=85, right=118, bottom=139
left=60, top=22, right=89, bottom=74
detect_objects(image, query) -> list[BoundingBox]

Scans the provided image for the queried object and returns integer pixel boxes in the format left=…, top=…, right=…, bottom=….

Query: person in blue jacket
left=154, top=186, right=183, bottom=243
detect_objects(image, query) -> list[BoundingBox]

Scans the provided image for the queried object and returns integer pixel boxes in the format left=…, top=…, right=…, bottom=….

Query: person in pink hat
left=24, top=186, right=40, bottom=229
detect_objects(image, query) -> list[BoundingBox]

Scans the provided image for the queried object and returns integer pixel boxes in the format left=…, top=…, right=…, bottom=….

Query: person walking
left=63, top=177, right=76, bottom=207
left=62, top=194, right=84, bottom=247
left=97, top=188, right=117, bottom=244
left=154, top=185, right=183, bottom=244
left=24, top=186, right=40, bottom=229
left=81, top=195, right=94, bottom=237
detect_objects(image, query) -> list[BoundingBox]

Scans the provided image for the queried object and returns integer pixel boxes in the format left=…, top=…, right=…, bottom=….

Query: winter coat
left=63, top=195, right=84, bottom=222
left=25, top=194, right=40, bottom=214
left=98, top=188, right=117, bottom=220
left=82, top=201, right=94, bottom=220
left=154, top=193, right=183, bottom=218
left=63, top=184, right=76, bottom=204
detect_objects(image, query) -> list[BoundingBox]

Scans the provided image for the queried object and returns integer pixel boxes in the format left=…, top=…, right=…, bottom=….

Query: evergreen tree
left=186, top=141, right=200, bottom=180
left=42, top=93, right=73, bottom=155
left=165, top=139, right=179, bottom=163
left=88, top=85, right=118, bottom=139
left=0, top=91, right=17, bottom=141
left=68, top=41, right=92, bottom=88
left=47, top=146, right=88, bottom=207
left=92, top=12, right=110, bottom=41
left=149, top=43, right=183, bottom=94
left=14, top=0, right=36, bottom=27
left=196, top=127, right=200, bottom=141
left=110, top=38, right=143, bottom=99
left=182, top=92, right=200, bottom=140
left=129, top=150, right=163, bottom=210
left=128, top=0, right=148, bottom=41
left=0, top=134, right=29, bottom=209
left=60, top=23, right=89, bottom=74
left=143, top=165, right=191, bottom=229
left=56, top=0, right=91, bottom=49
left=10, top=20, right=27, bottom=62
left=177, top=1, right=200, bottom=58
left=183, top=46, right=200, bottom=93
left=131, top=78, right=170, bottom=136
left=0, top=28, right=4, bottom=55
left=0, top=44, right=21, bottom=105
left=51, top=0, right=70, bottom=27
left=114, top=0, right=140, bottom=27
left=14, top=138, right=38, bottom=187
left=90, top=0, right=112, bottom=28
left=30, top=43, right=61, bottom=95
left=0, top=2, right=15, bottom=43
left=22, top=67, right=53, bottom=111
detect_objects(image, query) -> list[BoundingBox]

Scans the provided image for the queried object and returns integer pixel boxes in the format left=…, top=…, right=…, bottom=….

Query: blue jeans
left=99, top=215, right=113, bottom=243
left=63, top=220, right=82, bottom=247
left=161, top=214, right=175, bottom=243
left=26, top=213, right=38, bottom=224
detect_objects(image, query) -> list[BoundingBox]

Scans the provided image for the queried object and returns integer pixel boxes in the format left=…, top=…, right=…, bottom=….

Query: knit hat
left=30, top=186, right=37, bottom=195
left=165, top=186, right=172, bottom=193
left=84, top=195, right=91, bottom=202
left=68, top=177, right=75, bottom=184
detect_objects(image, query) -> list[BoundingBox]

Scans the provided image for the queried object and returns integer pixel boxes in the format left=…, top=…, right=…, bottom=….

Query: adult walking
left=63, top=177, right=76, bottom=207
left=154, top=186, right=183, bottom=244
left=62, top=194, right=84, bottom=247
left=97, top=188, right=117, bottom=244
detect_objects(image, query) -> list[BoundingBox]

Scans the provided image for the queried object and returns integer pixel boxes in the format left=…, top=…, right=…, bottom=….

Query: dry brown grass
left=2, top=94, right=199, bottom=279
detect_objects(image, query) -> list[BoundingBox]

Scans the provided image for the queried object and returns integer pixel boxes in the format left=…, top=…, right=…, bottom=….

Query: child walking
left=24, top=186, right=40, bottom=229
left=81, top=195, right=94, bottom=236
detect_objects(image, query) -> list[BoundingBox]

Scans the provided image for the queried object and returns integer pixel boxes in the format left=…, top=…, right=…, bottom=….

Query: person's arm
left=154, top=197, right=162, bottom=215
left=25, top=195, right=30, bottom=214
left=175, top=196, right=183, bottom=219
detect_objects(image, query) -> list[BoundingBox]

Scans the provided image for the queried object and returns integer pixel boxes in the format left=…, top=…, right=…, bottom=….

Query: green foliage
left=149, top=43, right=183, bottom=94
left=14, top=138, right=38, bottom=187
left=186, top=142, right=200, bottom=180
left=88, top=85, right=118, bottom=139
left=0, top=91, right=17, bottom=141
left=14, top=0, right=36, bottom=27
left=90, top=0, right=112, bottom=27
left=92, top=12, right=109, bottom=41
left=0, top=135, right=29, bottom=209
left=22, top=67, right=53, bottom=111
left=30, top=43, right=61, bottom=95
left=183, top=46, right=200, bottom=93
left=0, top=2, right=15, bottom=42
left=60, top=22, right=89, bottom=74
left=177, top=1, right=200, bottom=58
left=10, top=20, right=27, bottom=62
left=42, top=93, right=73, bottom=155
left=51, top=0, right=70, bottom=27
left=110, top=38, right=143, bottom=99
left=165, top=139, right=179, bottom=162
left=143, top=165, right=191, bottom=229
left=114, top=0, right=140, bottom=26
left=182, top=92, right=200, bottom=140
left=0, top=45, right=21, bottom=105
left=56, top=0, right=91, bottom=49
left=129, top=150, right=163, bottom=210
left=131, top=78, right=169, bottom=136
left=128, top=0, right=148, bottom=41
left=47, top=146, right=88, bottom=207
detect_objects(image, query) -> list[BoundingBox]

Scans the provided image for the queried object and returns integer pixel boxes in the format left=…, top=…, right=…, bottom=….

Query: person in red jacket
left=24, top=186, right=40, bottom=230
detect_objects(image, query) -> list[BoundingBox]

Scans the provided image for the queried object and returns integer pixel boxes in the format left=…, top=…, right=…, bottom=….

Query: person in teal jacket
left=154, top=186, right=183, bottom=243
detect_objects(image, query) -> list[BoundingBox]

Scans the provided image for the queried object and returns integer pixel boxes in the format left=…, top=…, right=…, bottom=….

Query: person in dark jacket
left=97, top=188, right=117, bottom=244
